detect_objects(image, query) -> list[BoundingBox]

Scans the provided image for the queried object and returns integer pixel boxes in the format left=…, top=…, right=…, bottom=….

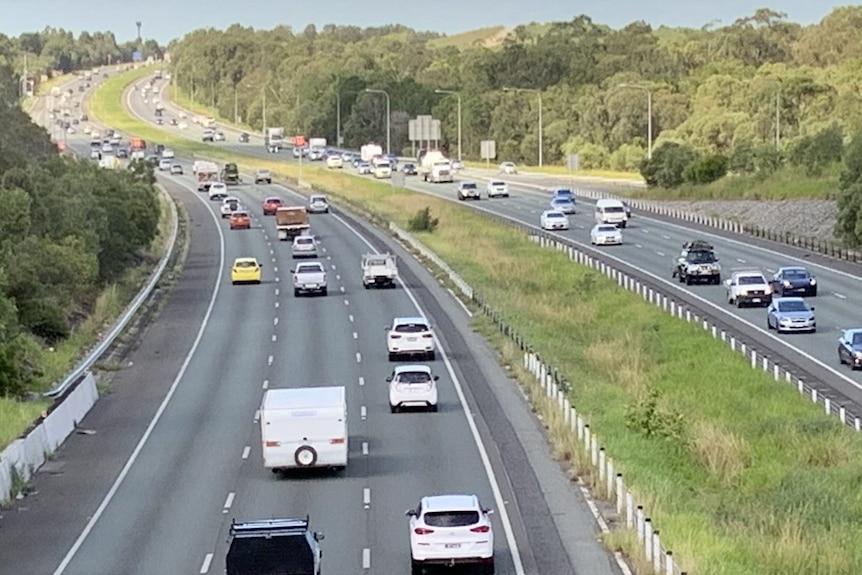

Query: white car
left=308, top=195, right=330, bottom=214
left=291, top=235, right=318, bottom=259
left=486, top=180, right=509, bottom=198
left=220, top=196, right=240, bottom=218
left=158, top=158, right=172, bottom=171
left=292, top=261, right=327, bottom=296
left=725, top=270, right=773, bottom=308
left=101, top=143, right=113, bottom=154
left=540, top=210, right=569, bottom=231
left=357, top=162, right=372, bottom=175
left=499, top=161, right=518, bottom=174
left=387, top=365, right=439, bottom=413
left=214, top=131, right=226, bottom=141
left=407, top=494, right=494, bottom=573
left=387, top=316, right=435, bottom=361
left=326, top=155, right=343, bottom=169
left=457, top=182, right=481, bottom=201
left=89, top=148, right=101, bottom=159
left=161, top=148, right=175, bottom=159
left=590, top=224, right=622, bottom=245
left=209, top=182, right=229, bottom=200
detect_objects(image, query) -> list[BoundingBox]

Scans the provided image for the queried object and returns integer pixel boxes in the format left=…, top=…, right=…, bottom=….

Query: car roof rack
left=230, top=516, right=310, bottom=538
left=683, top=240, right=713, bottom=250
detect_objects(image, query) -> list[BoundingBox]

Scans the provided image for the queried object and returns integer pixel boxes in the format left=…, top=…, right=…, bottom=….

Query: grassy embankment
left=91, top=66, right=862, bottom=575
left=0, top=175, right=176, bottom=451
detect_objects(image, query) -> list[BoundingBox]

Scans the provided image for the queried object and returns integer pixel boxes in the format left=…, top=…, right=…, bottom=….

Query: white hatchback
left=407, top=494, right=495, bottom=573
left=388, top=365, right=438, bottom=413
left=540, top=210, right=569, bottom=231
left=291, top=235, right=318, bottom=259
left=590, top=224, right=623, bottom=245
left=387, top=317, right=435, bottom=361
left=209, top=182, right=228, bottom=200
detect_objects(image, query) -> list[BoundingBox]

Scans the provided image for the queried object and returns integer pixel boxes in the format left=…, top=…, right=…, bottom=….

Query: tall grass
left=93, top=67, right=862, bottom=573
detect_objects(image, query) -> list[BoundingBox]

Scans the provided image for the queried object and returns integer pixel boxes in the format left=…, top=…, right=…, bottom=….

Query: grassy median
left=92, top=67, right=862, bottom=575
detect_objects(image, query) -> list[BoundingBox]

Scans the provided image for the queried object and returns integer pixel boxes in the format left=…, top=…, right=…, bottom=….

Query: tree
left=640, top=142, right=698, bottom=188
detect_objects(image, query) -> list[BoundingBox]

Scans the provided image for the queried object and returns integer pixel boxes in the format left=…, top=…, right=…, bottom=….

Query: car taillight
left=390, top=334, right=401, bottom=339
left=330, top=438, right=345, bottom=444
left=422, top=333, right=433, bottom=338
left=414, top=528, right=434, bottom=535
left=470, top=525, right=490, bottom=533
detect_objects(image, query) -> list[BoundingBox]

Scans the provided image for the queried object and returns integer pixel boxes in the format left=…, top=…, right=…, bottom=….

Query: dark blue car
left=770, top=266, right=817, bottom=297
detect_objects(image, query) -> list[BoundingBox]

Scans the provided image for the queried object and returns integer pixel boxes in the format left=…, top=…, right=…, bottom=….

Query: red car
left=229, top=211, right=251, bottom=230
left=263, top=196, right=283, bottom=216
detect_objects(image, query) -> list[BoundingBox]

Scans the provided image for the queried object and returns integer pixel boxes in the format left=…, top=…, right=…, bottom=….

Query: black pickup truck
left=226, top=517, right=324, bottom=575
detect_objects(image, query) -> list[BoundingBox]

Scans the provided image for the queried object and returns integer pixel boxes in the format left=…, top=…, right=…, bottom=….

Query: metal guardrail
left=43, top=185, right=179, bottom=398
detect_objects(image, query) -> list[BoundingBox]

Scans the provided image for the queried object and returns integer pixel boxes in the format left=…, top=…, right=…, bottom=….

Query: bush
left=639, top=142, right=698, bottom=188
left=407, top=207, right=439, bottom=233
left=609, top=143, right=646, bottom=172
left=790, top=123, right=844, bottom=176
left=577, top=142, right=610, bottom=170
left=684, top=154, right=729, bottom=185
left=729, top=141, right=756, bottom=174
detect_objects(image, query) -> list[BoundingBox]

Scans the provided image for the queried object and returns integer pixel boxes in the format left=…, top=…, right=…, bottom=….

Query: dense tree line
left=0, top=79, right=161, bottom=396
left=168, top=8, right=862, bottom=174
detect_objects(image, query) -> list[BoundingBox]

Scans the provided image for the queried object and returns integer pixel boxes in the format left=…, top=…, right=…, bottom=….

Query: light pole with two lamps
left=364, top=88, right=391, bottom=155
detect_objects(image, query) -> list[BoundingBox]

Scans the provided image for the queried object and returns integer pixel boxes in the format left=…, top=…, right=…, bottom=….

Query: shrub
left=407, top=207, right=439, bottom=233
left=684, top=154, right=729, bottom=184
left=639, top=142, right=698, bottom=188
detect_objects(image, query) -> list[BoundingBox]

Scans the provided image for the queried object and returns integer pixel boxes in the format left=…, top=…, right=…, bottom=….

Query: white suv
left=486, top=180, right=509, bottom=198
left=388, top=365, right=439, bottom=413
left=725, top=270, right=773, bottom=308
left=387, top=317, right=435, bottom=361
left=407, top=494, right=495, bottom=574
left=291, top=235, right=318, bottom=259
left=220, top=196, right=240, bottom=218
left=208, top=182, right=228, bottom=200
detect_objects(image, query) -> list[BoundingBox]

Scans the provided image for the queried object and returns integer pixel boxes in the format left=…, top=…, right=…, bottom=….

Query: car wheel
left=736, top=299, right=744, bottom=308
left=427, top=351, right=436, bottom=361
left=321, top=288, right=328, bottom=296
left=484, top=558, right=496, bottom=575
left=294, top=445, right=318, bottom=467
left=678, top=273, right=686, bottom=283
left=685, top=276, right=692, bottom=286
left=429, top=404, right=438, bottom=413
left=411, top=559, right=423, bottom=575
left=294, top=288, right=300, bottom=297
left=767, top=318, right=772, bottom=330
left=839, top=352, right=846, bottom=365
left=390, top=404, right=398, bottom=414
left=388, top=352, right=397, bottom=362
left=810, top=288, right=817, bottom=297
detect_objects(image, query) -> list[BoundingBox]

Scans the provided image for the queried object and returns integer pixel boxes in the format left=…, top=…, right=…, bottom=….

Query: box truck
left=260, top=387, right=347, bottom=472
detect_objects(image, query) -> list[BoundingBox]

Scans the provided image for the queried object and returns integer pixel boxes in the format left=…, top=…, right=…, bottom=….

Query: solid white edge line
left=332, top=212, right=527, bottom=575
left=52, top=176, right=226, bottom=575
left=363, top=487, right=371, bottom=505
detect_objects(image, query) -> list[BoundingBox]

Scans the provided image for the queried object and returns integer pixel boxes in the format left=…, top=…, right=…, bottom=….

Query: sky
left=0, top=0, right=847, bottom=44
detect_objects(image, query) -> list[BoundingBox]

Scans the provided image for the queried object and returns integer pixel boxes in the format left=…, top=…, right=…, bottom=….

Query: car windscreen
left=424, top=511, right=480, bottom=527
left=778, top=301, right=808, bottom=312
left=232, top=212, right=248, bottom=218
left=598, top=226, right=617, bottom=233
left=394, top=323, right=429, bottom=333
left=739, top=276, right=766, bottom=285
left=235, top=261, right=256, bottom=268
left=297, top=264, right=323, bottom=273
left=783, top=269, right=808, bottom=279
left=296, top=238, right=314, bottom=245
left=687, top=251, right=716, bottom=264
left=603, top=206, right=624, bottom=213
left=546, top=213, right=564, bottom=218
left=490, top=181, right=505, bottom=187
left=397, top=371, right=431, bottom=384
left=462, top=183, right=477, bottom=189
left=266, top=198, right=282, bottom=204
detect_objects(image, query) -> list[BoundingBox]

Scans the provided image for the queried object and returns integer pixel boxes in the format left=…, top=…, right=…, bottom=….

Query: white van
left=595, top=198, right=628, bottom=228
left=260, top=387, right=347, bottom=472
left=373, top=161, right=392, bottom=179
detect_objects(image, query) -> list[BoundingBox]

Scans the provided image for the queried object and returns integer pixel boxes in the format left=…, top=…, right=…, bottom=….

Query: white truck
left=260, top=387, right=347, bottom=473
left=194, top=161, right=220, bottom=191
left=362, top=253, right=397, bottom=289
left=418, top=150, right=453, bottom=183
left=266, top=127, right=285, bottom=153
left=308, top=137, right=327, bottom=149
left=292, top=261, right=328, bottom=297
left=361, top=143, right=383, bottom=163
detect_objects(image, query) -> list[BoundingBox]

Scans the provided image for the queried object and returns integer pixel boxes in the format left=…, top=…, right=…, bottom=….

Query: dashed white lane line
left=275, top=277, right=280, bottom=283
left=340, top=286, right=346, bottom=293
left=336, top=274, right=341, bottom=280
left=275, top=288, right=279, bottom=296
left=271, top=334, right=277, bottom=342
left=362, top=441, right=369, bottom=455
left=344, top=299, right=350, bottom=306
left=262, top=379, right=269, bottom=389
left=242, top=446, right=251, bottom=459
left=736, top=258, right=747, bottom=264
left=274, top=266, right=279, bottom=273
left=358, top=376, right=365, bottom=387
left=362, top=548, right=371, bottom=569
left=836, top=293, right=847, bottom=299
left=223, top=492, right=235, bottom=512
left=353, top=332, right=358, bottom=339
left=766, top=268, right=776, bottom=273
left=656, top=251, right=665, bottom=257
left=635, top=243, right=643, bottom=248
left=274, top=317, right=279, bottom=326
left=355, top=352, right=362, bottom=363
left=661, top=234, right=671, bottom=240
left=360, top=405, right=367, bottom=420
left=267, top=355, right=273, bottom=366
left=363, top=487, right=371, bottom=507
left=269, top=249, right=274, bottom=255
left=271, top=257, right=276, bottom=263
left=349, top=314, right=354, bottom=322
left=199, top=553, right=213, bottom=574
left=275, top=302, right=280, bottom=308
left=331, top=263, right=336, bottom=269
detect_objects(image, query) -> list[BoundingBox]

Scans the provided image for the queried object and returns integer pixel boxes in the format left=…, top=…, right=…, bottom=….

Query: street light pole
left=262, top=88, right=267, bottom=136
left=775, top=89, right=780, bottom=148
left=434, top=89, right=462, bottom=162
left=234, top=85, right=238, bottom=125
left=502, top=87, right=543, bottom=166
left=364, top=88, right=391, bottom=155
left=618, top=83, right=653, bottom=159
left=336, top=92, right=341, bottom=148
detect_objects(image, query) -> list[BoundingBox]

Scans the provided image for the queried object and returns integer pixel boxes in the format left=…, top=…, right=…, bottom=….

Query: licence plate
left=751, top=298, right=761, bottom=303
left=445, top=544, right=461, bottom=549
left=407, top=337, right=417, bottom=342
left=307, top=284, right=318, bottom=288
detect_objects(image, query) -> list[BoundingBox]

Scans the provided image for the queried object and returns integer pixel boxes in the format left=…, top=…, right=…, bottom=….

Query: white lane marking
left=355, top=352, right=362, bottom=363
left=270, top=248, right=274, bottom=255
left=656, top=251, right=665, bottom=257
left=362, top=548, right=371, bottom=569
left=362, top=441, right=369, bottom=455
left=241, top=446, right=251, bottom=460
left=344, top=299, right=350, bottom=306
left=199, top=553, right=214, bottom=574
left=274, top=317, right=279, bottom=326
left=224, top=492, right=235, bottom=510
left=268, top=355, right=274, bottom=366
left=661, top=234, right=671, bottom=240
left=635, top=243, right=643, bottom=248
left=360, top=405, right=367, bottom=420
left=52, top=177, right=227, bottom=575
left=836, top=293, right=847, bottom=299
left=340, top=286, right=346, bottom=293
left=275, top=288, right=279, bottom=296
left=336, top=274, right=341, bottom=280
left=271, top=257, right=276, bottom=263
left=333, top=212, right=527, bottom=575
left=271, top=334, right=277, bottom=342
left=642, top=229, right=650, bottom=234
left=446, top=288, right=473, bottom=317
left=275, top=277, right=280, bottom=283
left=349, top=314, right=354, bottom=322
left=262, top=380, right=269, bottom=389
left=322, top=247, right=327, bottom=253
left=358, top=376, right=365, bottom=387
left=363, top=487, right=371, bottom=506
left=331, top=263, right=336, bottom=269
left=274, top=266, right=279, bottom=272
left=353, top=332, right=358, bottom=339
left=766, top=268, right=776, bottom=273
left=328, top=255, right=332, bottom=260
left=736, top=258, right=747, bottom=264
left=275, top=301, right=280, bottom=308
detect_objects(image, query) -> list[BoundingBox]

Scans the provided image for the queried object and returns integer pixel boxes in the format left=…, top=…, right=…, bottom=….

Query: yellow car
left=231, top=257, right=263, bottom=285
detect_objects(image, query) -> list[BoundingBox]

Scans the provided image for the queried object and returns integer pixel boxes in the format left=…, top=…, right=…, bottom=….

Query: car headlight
left=783, top=280, right=791, bottom=287
left=810, top=278, right=816, bottom=285
left=855, top=351, right=862, bottom=359
left=765, top=287, right=772, bottom=294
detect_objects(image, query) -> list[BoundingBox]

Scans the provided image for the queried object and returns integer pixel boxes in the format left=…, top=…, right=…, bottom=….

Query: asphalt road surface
left=0, top=82, right=623, bottom=575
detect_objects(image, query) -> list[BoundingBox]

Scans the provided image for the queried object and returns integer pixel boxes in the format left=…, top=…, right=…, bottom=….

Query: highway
left=127, top=75, right=862, bottom=413
left=0, top=74, right=623, bottom=575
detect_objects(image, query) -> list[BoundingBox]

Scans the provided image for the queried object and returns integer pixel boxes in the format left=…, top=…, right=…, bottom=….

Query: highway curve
left=0, top=75, right=623, bottom=575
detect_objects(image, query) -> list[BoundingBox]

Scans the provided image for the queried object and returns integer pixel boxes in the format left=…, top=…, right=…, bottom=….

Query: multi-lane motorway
left=0, top=74, right=624, bottom=575
left=129, top=77, right=862, bottom=413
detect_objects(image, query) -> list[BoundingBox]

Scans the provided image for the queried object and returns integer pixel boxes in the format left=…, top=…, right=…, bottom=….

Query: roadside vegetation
left=96, top=66, right=862, bottom=574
